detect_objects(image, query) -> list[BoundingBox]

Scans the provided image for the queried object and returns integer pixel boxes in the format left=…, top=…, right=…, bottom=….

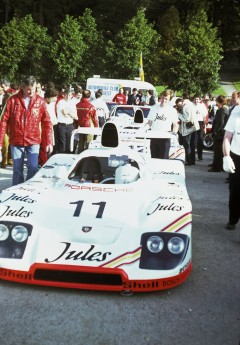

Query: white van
left=86, top=77, right=156, bottom=102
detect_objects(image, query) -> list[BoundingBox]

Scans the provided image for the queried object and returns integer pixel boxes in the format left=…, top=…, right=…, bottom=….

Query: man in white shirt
left=91, top=90, right=109, bottom=127
left=192, top=94, right=208, bottom=160
left=222, top=99, right=240, bottom=230
left=146, top=90, right=178, bottom=159
left=56, top=88, right=77, bottom=153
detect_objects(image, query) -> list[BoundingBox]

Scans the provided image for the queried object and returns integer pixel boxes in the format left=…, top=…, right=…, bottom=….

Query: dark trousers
left=229, top=152, right=240, bottom=225
left=52, top=124, right=59, bottom=154
left=58, top=123, right=74, bottom=153
left=182, top=132, right=196, bottom=164
left=196, top=121, right=204, bottom=159
left=150, top=138, right=170, bottom=159
left=212, top=137, right=223, bottom=171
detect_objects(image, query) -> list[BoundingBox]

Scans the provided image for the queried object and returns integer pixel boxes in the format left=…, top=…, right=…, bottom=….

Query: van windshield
left=114, top=106, right=150, bottom=119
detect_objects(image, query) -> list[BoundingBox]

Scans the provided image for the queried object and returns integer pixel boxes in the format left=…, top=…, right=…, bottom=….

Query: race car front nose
left=0, top=222, right=32, bottom=259
left=139, top=232, right=189, bottom=270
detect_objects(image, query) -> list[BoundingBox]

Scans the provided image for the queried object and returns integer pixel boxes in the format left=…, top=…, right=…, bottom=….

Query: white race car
left=0, top=123, right=192, bottom=293
left=89, top=106, right=185, bottom=161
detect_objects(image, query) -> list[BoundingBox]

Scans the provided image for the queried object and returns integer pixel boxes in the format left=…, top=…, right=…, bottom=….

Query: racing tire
left=203, top=133, right=213, bottom=150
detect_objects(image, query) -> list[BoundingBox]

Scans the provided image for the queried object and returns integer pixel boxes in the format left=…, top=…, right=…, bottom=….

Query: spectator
left=70, top=87, right=82, bottom=106
left=222, top=102, right=240, bottom=230
left=76, top=90, right=99, bottom=153
left=127, top=88, right=141, bottom=105
left=178, top=92, right=199, bottom=166
left=112, top=87, right=127, bottom=105
left=36, top=81, right=45, bottom=98
left=203, top=94, right=216, bottom=119
left=209, top=95, right=229, bottom=172
left=38, top=87, right=59, bottom=165
left=0, top=79, right=17, bottom=168
left=0, top=85, right=4, bottom=112
left=123, top=89, right=129, bottom=102
left=56, top=88, right=77, bottom=153
left=91, top=90, right=109, bottom=127
left=228, top=91, right=240, bottom=117
left=192, top=94, right=208, bottom=161
left=0, top=76, right=53, bottom=185
left=145, top=90, right=179, bottom=159
left=147, top=89, right=157, bottom=106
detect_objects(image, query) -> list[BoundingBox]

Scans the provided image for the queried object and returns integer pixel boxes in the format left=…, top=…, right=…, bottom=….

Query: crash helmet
left=115, top=164, right=139, bottom=184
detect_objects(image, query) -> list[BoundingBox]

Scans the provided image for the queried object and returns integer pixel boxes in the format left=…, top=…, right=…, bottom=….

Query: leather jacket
left=76, top=98, right=98, bottom=127
left=0, top=90, right=52, bottom=147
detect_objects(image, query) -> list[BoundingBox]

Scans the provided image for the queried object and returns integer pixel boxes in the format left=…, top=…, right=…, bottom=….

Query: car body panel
left=0, top=124, right=191, bottom=293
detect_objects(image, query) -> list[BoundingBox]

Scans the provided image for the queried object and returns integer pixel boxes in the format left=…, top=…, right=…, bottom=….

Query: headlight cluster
left=0, top=224, right=29, bottom=243
left=147, top=235, right=185, bottom=255
left=0, top=222, right=32, bottom=259
left=140, top=232, right=189, bottom=270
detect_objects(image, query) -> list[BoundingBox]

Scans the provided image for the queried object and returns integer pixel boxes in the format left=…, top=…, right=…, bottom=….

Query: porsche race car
left=0, top=123, right=192, bottom=293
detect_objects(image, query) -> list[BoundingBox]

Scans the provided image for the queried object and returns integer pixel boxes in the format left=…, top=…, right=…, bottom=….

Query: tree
left=0, top=15, right=51, bottom=82
left=51, top=15, right=86, bottom=84
left=105, top=9, right=160, bottom=83
left=77, top=8, right=105, bottom=81
left=157, top=5, right=181, bottom=52
left=160, top=9, right=223, bottom=94
left=156, top=5, right=182, bottom=88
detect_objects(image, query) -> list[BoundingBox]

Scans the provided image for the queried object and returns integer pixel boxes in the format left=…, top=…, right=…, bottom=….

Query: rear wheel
left=203, top=133, right=213, bottom=150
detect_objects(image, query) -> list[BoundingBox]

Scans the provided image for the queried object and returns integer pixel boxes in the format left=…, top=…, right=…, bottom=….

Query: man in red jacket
left=76, top=89, right=98, bottom=153
left=112, top=87, right=127, bottom=105
left=0, top=76, right=53, bottom=185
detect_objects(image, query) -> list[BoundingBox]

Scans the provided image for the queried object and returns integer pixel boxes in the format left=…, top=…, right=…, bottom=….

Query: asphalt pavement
left=0, top=151, right=239, bottom=345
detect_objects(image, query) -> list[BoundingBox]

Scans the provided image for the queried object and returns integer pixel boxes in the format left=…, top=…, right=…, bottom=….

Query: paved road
left=0, top=152, right=239, bottom=345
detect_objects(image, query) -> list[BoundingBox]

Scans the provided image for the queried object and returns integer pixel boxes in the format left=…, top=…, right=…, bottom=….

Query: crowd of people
left=0, top=76, right=239, bottom=231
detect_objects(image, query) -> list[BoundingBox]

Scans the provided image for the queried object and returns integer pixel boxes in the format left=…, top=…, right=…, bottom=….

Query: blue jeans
left=11, top=145, right=40, bottom=186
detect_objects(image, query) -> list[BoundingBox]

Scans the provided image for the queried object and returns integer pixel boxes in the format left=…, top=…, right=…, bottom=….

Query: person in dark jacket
left=0, top=76, right=53, bottom=185
left=127, top=88, right=141, bottom=105
left=208, top=95, right=229, bottom=172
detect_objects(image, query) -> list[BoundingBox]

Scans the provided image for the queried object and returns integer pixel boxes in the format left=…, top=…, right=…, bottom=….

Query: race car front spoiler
left=0, top=261, right=192, bottom=293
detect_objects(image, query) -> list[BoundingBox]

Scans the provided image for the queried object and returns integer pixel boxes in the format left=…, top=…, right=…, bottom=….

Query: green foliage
left=105, top=10, right=160, bottom=83
left=0, top=15, right=51, bottom=82
left=233, top=81, right=240, bottom=91
left=157, top=5, right=182, bottom=52
left=160, top=9, right=223, bottom=94
left=77, top=8, right=104, bottom=81
left=51, top=15, right=85, bottom=84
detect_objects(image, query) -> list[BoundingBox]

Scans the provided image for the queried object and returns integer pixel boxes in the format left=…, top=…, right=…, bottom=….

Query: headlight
left=147, top=236, right=164, bottom=253
left=11, top=225, right=29, bottom=242
left=0, top=224, right=9, bottom=241
left=168, top=237, right=185, bottom=254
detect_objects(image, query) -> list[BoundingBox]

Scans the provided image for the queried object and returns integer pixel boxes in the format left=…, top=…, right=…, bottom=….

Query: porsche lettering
left=65, top=184, right=133, bottom=192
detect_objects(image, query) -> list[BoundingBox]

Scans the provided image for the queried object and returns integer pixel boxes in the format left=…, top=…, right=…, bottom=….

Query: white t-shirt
left=47, top=101, right=58, bottom=126
left=193, top=102, right=207, bottom=122
left=91, top=98, right=109, bottom=119
left=57, top=99, right=77, bottom=124
left=148, top=104, right=178, bottom=131
left=224, top=105, right=240, bottom=155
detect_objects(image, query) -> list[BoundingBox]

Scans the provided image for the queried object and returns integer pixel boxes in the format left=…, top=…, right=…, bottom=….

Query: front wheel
left=203, top=133, right=213, bottom=150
